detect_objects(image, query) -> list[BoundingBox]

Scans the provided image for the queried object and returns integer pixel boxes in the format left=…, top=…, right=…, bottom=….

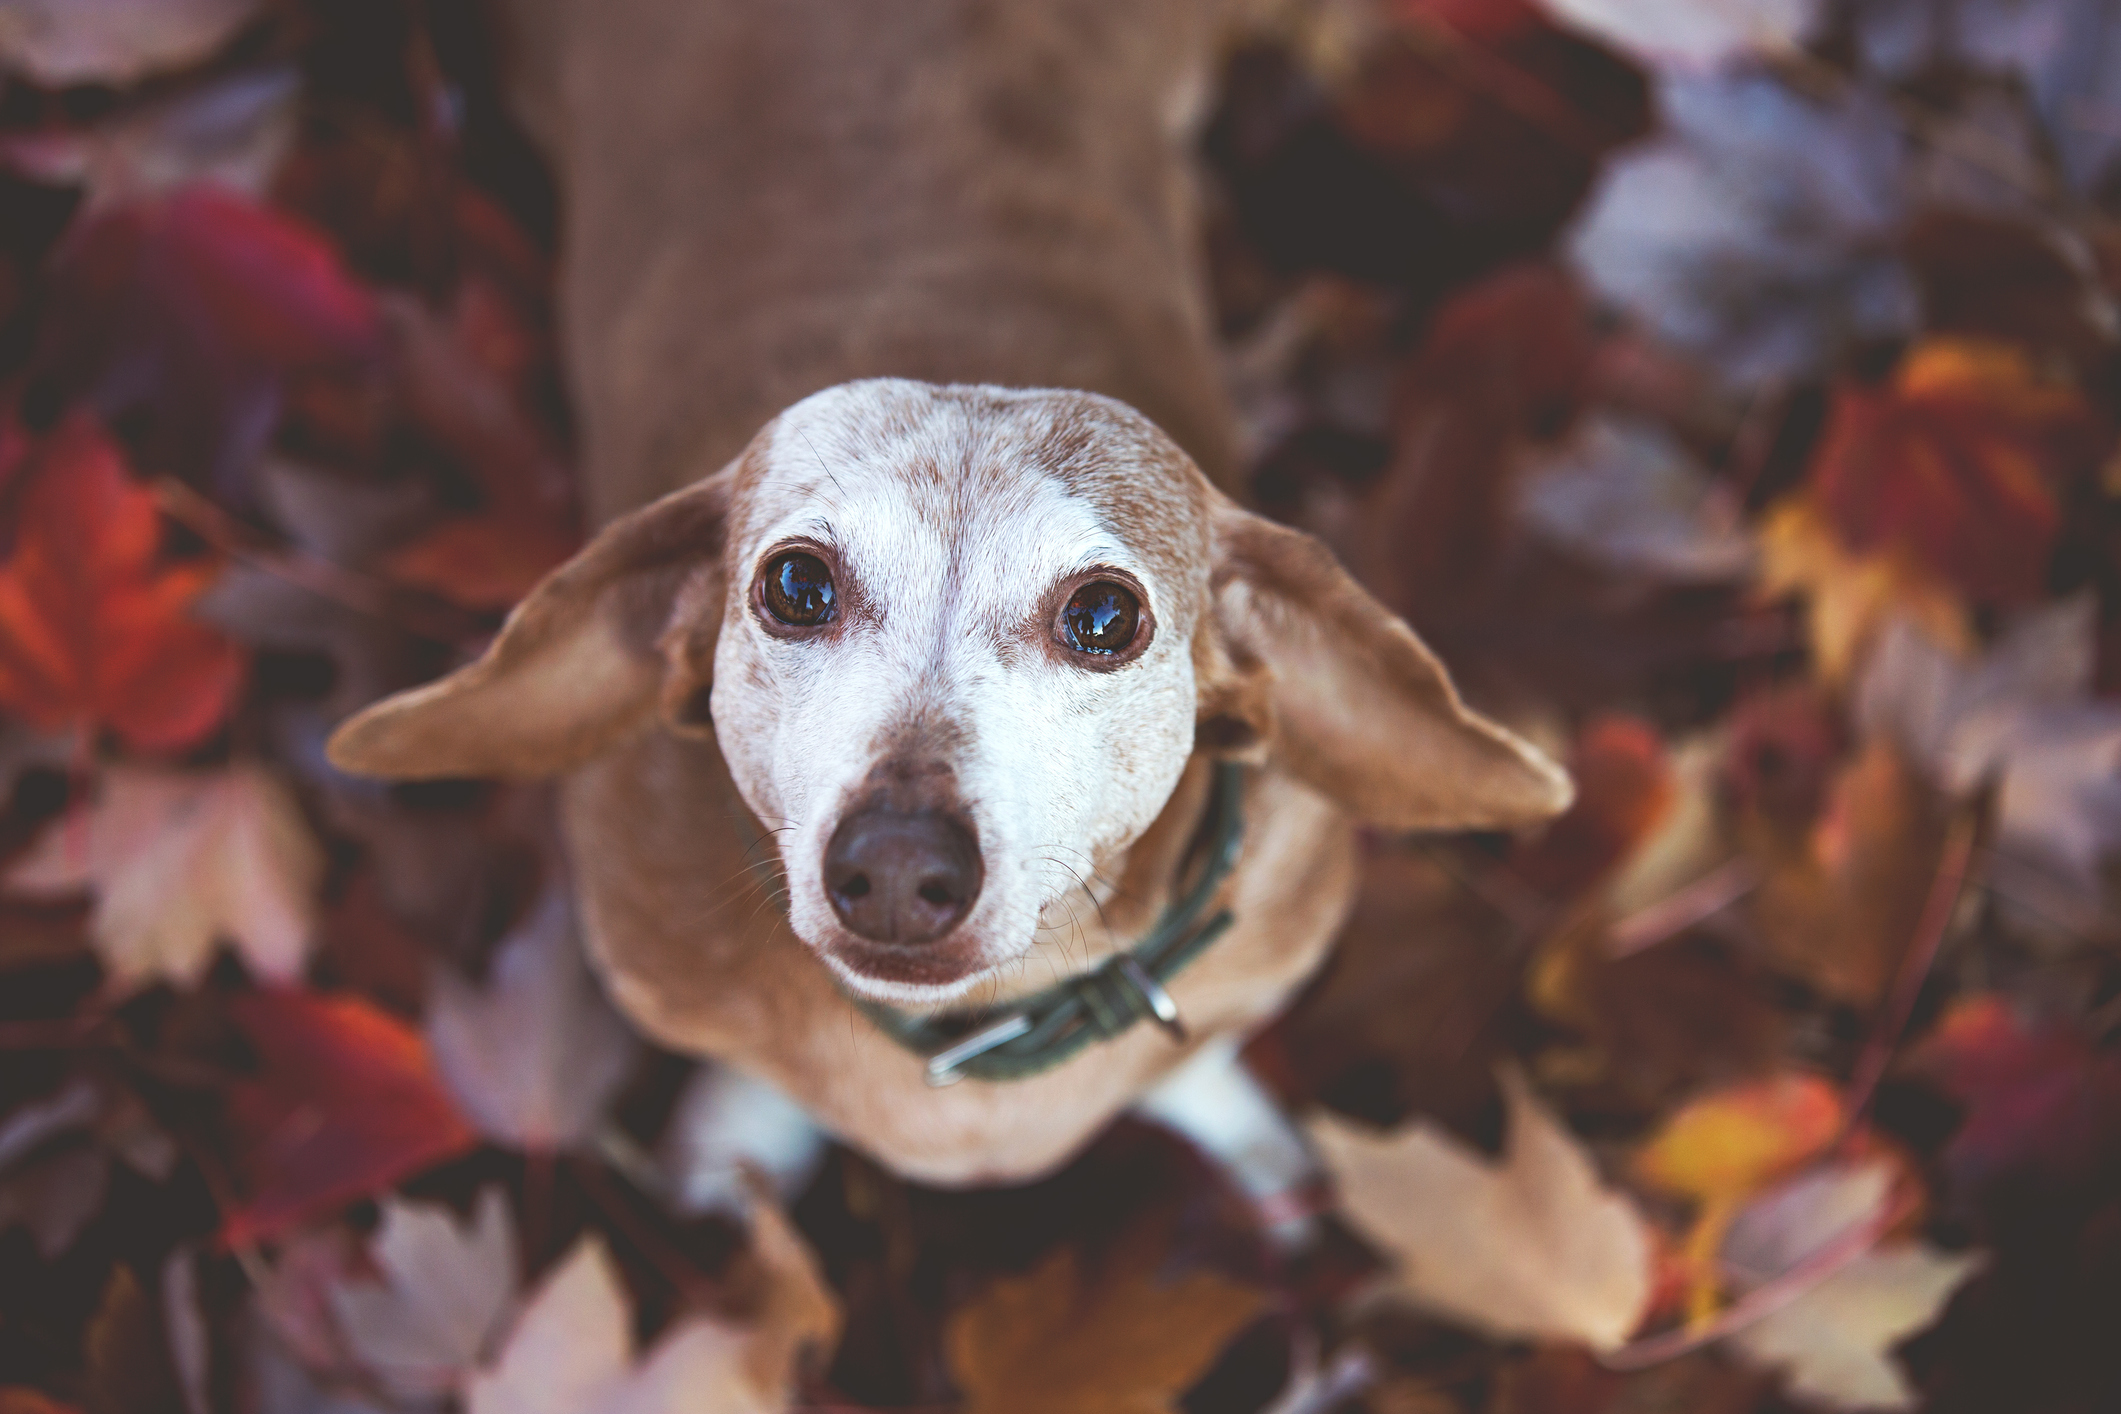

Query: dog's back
left=488, top=0, right=1244, bottom=523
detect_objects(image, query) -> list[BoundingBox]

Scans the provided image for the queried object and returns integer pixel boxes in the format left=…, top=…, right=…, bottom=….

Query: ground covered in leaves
left=0, top=0, right=2119, bottom=1411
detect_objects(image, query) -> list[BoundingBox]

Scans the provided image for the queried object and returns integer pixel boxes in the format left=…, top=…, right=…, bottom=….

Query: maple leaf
left=426, top=878, right=639, bottom=1151
left=467, top=1196, right=835, bottom=1414
left=329, top=1188, right=520, bottom=1401
left=1806, top=339, right=2106, bottom=606
left=1567, top=70, right=1914, bottom=390
left=1860, top=601, right=2121, bottom=892
left=1536, top=0, right=1822, bottom=69
left=0, top=413, right=243, bottom=752
left=0, top=0, right=264, bottom=87
left=1719, top=1163, right=1979, bottom=1411
left=1309, top=1068, right=1654, bottom=1351
left=944, top=1228, right=1265, bottom=1414
left=1756, top=497, right=1970, bottom=687
left=33, top=186, right=383, bottom=507
left=221, top=989, right=478, bottom=1246
left=5, top=762, right=322, bottom=991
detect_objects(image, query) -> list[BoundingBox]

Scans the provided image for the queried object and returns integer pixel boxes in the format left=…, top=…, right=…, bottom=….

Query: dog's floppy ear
left=327, top=467, right=735, bottom=780
left=1201, top=503, right=1572, bottom=831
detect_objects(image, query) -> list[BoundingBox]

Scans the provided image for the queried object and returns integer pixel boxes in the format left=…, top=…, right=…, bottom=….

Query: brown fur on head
left=331, top=380, right=1569, bottom=1005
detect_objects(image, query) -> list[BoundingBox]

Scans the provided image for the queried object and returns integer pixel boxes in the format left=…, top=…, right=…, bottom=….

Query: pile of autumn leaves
left=1, top=0, right=2121, bottom=1411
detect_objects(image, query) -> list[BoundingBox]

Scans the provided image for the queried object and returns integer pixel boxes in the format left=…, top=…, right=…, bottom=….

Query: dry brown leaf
left=1310, top=1069, right=1653, bottom=1351
left=945, top=1230, right=1266, bottom=1414
left=1743, top=740, right=1947, bottom=1005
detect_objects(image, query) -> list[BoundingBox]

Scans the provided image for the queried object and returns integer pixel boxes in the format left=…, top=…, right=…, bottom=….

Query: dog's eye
left=762, top=552, right=836, bottom=626
left=1060, top=581, right=1140, bottom=655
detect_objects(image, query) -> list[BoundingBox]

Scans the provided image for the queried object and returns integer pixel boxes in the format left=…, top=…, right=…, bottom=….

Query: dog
left=327, top=0, right=1571, bottom=1192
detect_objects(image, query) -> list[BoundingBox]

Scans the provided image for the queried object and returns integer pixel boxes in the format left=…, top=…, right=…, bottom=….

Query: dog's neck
left=493, top=0, right=1245, bottom=524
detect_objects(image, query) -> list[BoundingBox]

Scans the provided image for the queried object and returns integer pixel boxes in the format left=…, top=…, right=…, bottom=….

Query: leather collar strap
left=847, top=761, right=1248, bottom=1086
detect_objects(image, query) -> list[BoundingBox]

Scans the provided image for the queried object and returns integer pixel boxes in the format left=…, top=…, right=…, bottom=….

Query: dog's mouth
left=820, top=933, right=1004, bottom=1004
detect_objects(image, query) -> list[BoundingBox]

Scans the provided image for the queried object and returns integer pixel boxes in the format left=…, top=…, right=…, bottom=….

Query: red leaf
left=1808, top=339, right=2109, bottom=605
left=220, top=988, right=478, bottom=1246
left=0, top=412, right=243, bottom=752
left=34, top=185, right=383, bottom=504
left=1907, top=995, right=2121, bottom=1213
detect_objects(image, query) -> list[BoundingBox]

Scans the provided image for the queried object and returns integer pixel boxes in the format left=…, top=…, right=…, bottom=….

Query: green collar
left=848, top=761, right=1248, bottom=1086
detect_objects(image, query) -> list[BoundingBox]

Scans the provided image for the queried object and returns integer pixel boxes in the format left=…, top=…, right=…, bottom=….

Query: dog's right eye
left=762, top=552, right=836, bottom=626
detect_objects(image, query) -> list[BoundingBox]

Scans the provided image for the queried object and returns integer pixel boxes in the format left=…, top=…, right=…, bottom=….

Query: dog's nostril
left=822, top=807, right=983, bottom=945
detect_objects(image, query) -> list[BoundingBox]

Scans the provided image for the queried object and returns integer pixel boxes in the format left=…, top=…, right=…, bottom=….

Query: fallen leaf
left=1568, top=71, right=1914, bottom=389
left=1311, top=1068, right=1653, bottom=1350
left=0, top=65, right=299, bottom=212
left=1860, top=601, right=2121, bottom=891
left=465, top=1230, right=801, bottom=1414
left=426, top=878, right=638, bottom=1151
left=1741, top=740, right=1950, bottom=1004
left=0, top=0, right=264, bottom=87
left=1717, top=1168, right=1979, bottom=1414
left=1510, top=715, right=1675, bottom=902
left=5, top=762, right=322, bottom=990
left=33, top=186, right=383, bottom=508
left=0, top=413, right=243, bottom=752
left=1537, top=0, right=1821, bottom=69
left=1857, top=0, right=2121, bottom=198
left=1807, top=339, right=2105, bottom=606
left=944, top=1228, right=1266, bottom=1414
left=1636, top=1073, right=1843, bottom=1207
left=1515, top=415, right=1754, bottom=582
left=329, top=1188, right=519, bottom=1401
left=0, top=1391, right=82, bottom=1414
left=384, top=513, right=579, bottom=611
left=1756, top=497, right=1969, bottom=686
left=1904, top=995, right=2121, bottom=1217
left=221, top=989, right=478, bottom=1246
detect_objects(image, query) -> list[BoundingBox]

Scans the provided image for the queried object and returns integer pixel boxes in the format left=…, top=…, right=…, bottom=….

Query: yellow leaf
left=945, top=1230, right=1265, bottom=1414
left=1636, top=1073, right=1843, bottom=1205
left=1756, top=499, right=1968, bottom=685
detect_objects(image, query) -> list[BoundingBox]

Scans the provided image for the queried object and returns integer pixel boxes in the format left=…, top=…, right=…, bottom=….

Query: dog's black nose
left=823, top=808, right=983, bottom=944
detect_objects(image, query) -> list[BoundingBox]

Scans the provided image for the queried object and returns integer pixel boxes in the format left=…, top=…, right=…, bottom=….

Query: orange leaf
left=384, top=513, right=579, bottom=611
left=221, top=988, right=477, bottom=1246
left=1511, top=715, right=1673, bottom=900
left=1636, top=1073, right=1843, bottom=1206
left=1807, top=337, right=2107, bottom=606
left=0, top=413, right=242, bottom=751
left=0, top=1391, right=83, bottom=1414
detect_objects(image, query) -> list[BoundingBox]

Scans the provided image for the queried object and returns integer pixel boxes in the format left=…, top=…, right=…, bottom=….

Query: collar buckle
left=923, top=1013, right=1035, bottom=1087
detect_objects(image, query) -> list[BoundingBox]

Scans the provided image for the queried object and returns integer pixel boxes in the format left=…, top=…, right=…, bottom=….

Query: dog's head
left=329, top=380, right=1569, bottom=1002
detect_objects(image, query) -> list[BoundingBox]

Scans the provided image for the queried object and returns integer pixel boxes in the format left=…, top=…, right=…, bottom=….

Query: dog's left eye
left=1060, top=581, right=1140, bottom=655
left=762, top=552, right=837, bottom=626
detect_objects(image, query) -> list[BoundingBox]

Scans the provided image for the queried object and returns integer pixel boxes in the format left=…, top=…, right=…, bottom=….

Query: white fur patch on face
left=709, top=380, right=1201, bottom=1004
